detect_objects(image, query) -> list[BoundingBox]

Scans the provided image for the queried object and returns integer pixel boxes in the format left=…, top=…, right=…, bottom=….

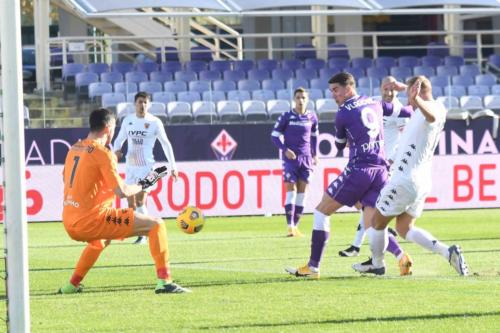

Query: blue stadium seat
left=459, top=64, right=480, bottom=77
left=328, top=57, right=349, bottom=69
left=305, top=58, right=326, bottom=71
left=125, top=71, right=148, bottom=84
left=319, top=67, right=342, bottom=80
left=444, top=85, right=467, bottom=98
left=460, top=95, right=483, bottom=111
left=174, top=70, right=197, bottom=82
left=192, top=101, right=218, bottom=123
left=452, top=75, right=474, bottom=87
left=413, top=65, right=435, bottom=77
left=491, top=84, right=500, bottom=95
left=436, top=65, right=458, bottom=77
left=432, top=86, right=444, bottom=98
left=358, top=77, right=380, bottom=88
left=281, top=59, right=302, bottom=71
left=242, top=100, right=268, bottom=121
left=276, top=89, right=293, bottom=101
left=160, top=61, right=182, bottom=73
left=252, top=89, right=276, bottom=103
left=189, top=80, right=211, bottom=93
left=345, top=67, right=365, bottom=78
left=199, top=70, right=222, bottom=81
left=467, top=85, right=490, bottom=97
left=262, top=79, right=285, bottom=91
left=190, top=46, right=213, bottom=62
left=366, top=67, right=388, bottom=80
left=75, top=72, right=98, bottom=90
left=310, top=78, right=328, bottom=90
left=164, top=81, right=187, bottom=93
left=308, top=88, right=324, bottom=101
left=430, top=75, right=450, bottom=88
left=185, top=60, right=208, bottom=73
left=258, top=59, right=279, bottom=71
left=149, top=102, right=169, bottom=124
left=89, top=82, right=112, bottom=100
left=248, top=68, right=271, bottom=81
left=218, top=100, right=243, bottom=122
left=426, top=41, right=449, bottom=57
left=272, top=68, right=293, bottom=82
left=136, top=62, right=158, bottom=75
left=102, top=93, right=126, bottom=108
left=150, top=71, right=173, bottom=83
left=223, top=69, right=246, bottom=82
left=487, top=54, right=500, bottom=68
left=295, top=68, right=317, bottom=81
left=213, top=80, right=236, bottom=92
left=233, top=60, right=254, bottom=72
left=374, top=56, right=396, bottom=69
left=209, top=60, right=232, bottom=72
left=126, top=93, right=136, bottom=103
left=156, top=46, right=179, bottom=63
left=390, top=66, right=412, bottom=81
left=167, top=101, right=192, bottom=123
left=139, top=81, right=163, bottom=94
left=111, top=62, right=134, bottom=76
left=101, top=72, right=123, bottom=85
left=357, top=87, right=373, bottom=96
left=397, top=56, right=419, bottom=68
left=114, top=82, right=137, bottom=94
left=483, top=94, right=500, bottom=110
left=294, top=43, right=316, bottom=60
left=444, top=56, right=465, bottom=67
left=177, top=91, right=201, bottom=103
left=327, top=43, right=349, bottom=59
left=475, top=74, right=497, bottom=86
left=202, top=90, right=226, bottom=103
left=420, top=55, right=442, bottom=68
left=62, top=63, right=85, bottom=81
left=267, top=99, right=291, bottom=120
left=286, top=78, right=309, bottom=89
left=351, top=57, right=373, bottom=70
left=227, top=90, right=251, bottom=102
left=87, top=63, right=109, bottom=75
left=238, top=79, right=261, bottom=91
left=152, top=91, right=176, bottom=104
left=315, top=98, right=338, bottom=121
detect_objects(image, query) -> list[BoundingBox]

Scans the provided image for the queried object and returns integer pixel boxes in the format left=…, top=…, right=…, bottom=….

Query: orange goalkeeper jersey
left=62, top=138, right=122, bottom=223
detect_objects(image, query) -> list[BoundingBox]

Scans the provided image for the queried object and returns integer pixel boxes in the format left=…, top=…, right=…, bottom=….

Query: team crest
left=144, top=123, right=150, bottom=129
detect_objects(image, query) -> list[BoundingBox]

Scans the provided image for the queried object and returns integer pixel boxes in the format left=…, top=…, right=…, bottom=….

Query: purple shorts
left=326, top=166, right=388, bottom=207
left=282, top=157, right=313, bottom=184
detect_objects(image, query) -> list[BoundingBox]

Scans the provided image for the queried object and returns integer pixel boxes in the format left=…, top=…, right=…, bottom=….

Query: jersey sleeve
left=155, top=118, right=177, bottom=171
left=95, top=148, right=122, bottom=190
left=382, top=101, right=413, bottom=118
left=310, top=113, right=319, bottom=156
left=334, top=110, right=347, bottom=144
left=112, top=119, right=128, bottom=152
left=271, top=112, right=288, bottom=150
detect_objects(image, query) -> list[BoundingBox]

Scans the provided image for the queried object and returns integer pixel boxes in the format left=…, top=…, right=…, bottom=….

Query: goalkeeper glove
left=138, top=166, right=169, bottom=190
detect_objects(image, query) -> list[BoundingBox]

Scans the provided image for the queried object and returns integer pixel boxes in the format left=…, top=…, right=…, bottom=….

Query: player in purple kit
left=286, top=72, right=411, bottom=278
left=272, top=87, right=319, bottom=237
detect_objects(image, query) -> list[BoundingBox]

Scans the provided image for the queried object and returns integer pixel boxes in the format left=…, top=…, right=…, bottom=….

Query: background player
left=59, top=108, right=190, bottom=294
left=113, top=91, right=178, bottom=244
left=271, top=87, right=319, bottom=237
left=353, top=76, right=469, bottom=276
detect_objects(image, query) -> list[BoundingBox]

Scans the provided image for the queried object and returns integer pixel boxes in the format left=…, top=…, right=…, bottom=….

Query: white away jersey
left=383, top=98, right=410, bottom=161
left=112, top=113, right=177, bottom=170
left=390, top=100, right=446, bottom=187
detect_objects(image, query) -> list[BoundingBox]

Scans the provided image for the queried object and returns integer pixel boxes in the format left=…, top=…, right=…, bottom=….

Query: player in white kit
left=339, top=77, right=410, bottom=259
left=113, top=92, right=178, bottom=244
left=353, top=76, right=469, bottom=276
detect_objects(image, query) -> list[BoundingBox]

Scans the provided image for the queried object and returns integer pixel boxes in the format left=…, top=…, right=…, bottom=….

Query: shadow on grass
left=198, top=311, right=500, bottom=330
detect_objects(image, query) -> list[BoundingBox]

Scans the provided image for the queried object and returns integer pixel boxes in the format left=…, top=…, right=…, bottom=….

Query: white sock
left=370, top=228, right=387, bottom=268
left=136, top=205, right=148, bottom=215
left=285, top=191, right=296, bottom=205
left=295, top=192, right=305, bottom=207
left=406, top=227, right=449, bottom=260
left=352, top=213, right=366, bottom=248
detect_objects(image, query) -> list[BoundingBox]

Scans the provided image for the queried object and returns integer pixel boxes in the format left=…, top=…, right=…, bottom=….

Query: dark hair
left=134, top=91, right=151, bottom=102
left=328, top=72, right=356, bottom=87
left=294, top=87, right=308, bottom=97
left=89, top=108, right=115, bottom=132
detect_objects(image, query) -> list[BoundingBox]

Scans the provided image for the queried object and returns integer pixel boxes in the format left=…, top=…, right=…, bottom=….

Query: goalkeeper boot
left=339, top=245, right=360, bottom=257
left=155, top=280, right=191, bottom=294
left=398, top=253, right=413, bottom=276
left=58, top=282, right=83, bottom=294
left=352, top=258, right=386, bottom=275
left=448, top=245, right=469, bottom=276
left=285, top=264, right=320, bottom=279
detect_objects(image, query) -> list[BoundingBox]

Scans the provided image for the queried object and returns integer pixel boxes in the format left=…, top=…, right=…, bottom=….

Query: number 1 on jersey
left=69, top=156, right=80, bottom=188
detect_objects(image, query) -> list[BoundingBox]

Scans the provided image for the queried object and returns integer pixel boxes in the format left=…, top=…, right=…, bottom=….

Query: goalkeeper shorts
left=64, top=207, right=135, bottom=242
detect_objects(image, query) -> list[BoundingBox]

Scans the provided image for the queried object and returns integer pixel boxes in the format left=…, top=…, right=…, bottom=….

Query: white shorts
left=125, top=165, right=154, bottom=193
left=376, top=180, right=428, bottom=218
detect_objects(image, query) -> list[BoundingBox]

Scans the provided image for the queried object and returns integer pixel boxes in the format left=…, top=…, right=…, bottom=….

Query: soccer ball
left=176, top=206, right=205, bottom=234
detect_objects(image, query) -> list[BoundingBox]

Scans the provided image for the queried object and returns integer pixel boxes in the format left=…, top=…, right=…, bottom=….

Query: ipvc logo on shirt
left=211, top=129, right=238, bottom=161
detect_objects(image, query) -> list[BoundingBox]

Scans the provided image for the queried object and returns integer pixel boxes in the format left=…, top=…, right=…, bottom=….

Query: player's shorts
left=125, top=165, right=154, bottom=193
left=283, top=162, right=313, bottom=184
left=63, top=207, right=135, bottom=242
left=326, top=166, right=387, bottom=207
left=376, top=180, right=427, bottom=218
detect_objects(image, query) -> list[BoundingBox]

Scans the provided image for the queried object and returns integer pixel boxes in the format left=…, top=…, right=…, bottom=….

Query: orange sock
left=70, top=239, right=107, bottom=287
left=148, top=223, right=171, bottom=281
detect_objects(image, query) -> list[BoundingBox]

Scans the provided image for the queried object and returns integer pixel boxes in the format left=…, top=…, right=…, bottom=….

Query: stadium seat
left=202, top=90, right=226, bottom=103
left=258, top=59, right=279, bottom=71
left=276, top=89, right=293, bottom=101
left=460, top=95, right=483, bottom=111
left=75, top=72, right=98, bottom=95
left=315, top=98, right=338, bottom=121
left=242, top=100, right=268, bottom=121
left=209, top=60, right=232, bottom=72
left=467, top=85, right=490, bottom=97
left=111, top=62, right=134, bottom=76
left=213, top=80, right=236, bottom=92
left=267, top=99, right=291, bottom=120
left=444, top=85, right=467, bottom=98
left=139, top=81, right=163, bottom=94
left=390, top=66, right=412, bottom=81
left=436, top=65, right=458, bottom=77
left=437, top=96, right=460, bottom=109
left=87, top=63, right=109, bottom=75
left=248, top=68, right=271, bottom=81
left=420, top=55, right=442, bottom=68
left=102, top=92, right=126, bottom=109
left=310, top=78, right=328, bottom=90
left=228, top=90, right=251, bottom=102
left=233, top=60, right=254, bottom=72
left=116, top=102, right=135, bottom=121
left=345, top=67, right=365, bottom=78
left=199, top=70, right=222, bottom=81
left=281, top=59, right=303, bottom=71
left=320, top=67, right=342, bottom=80
left=366, top=67, right=388, bottom=80
left=152, top=91, right=176, bottom=104
left=413, top=66, right=435, bottom=77
left=126, top=92, right=136, bottom=103
left=327, top=43, right=349, bottom=59
left=328, top=57, right=350, bottom=69
left=305, top=58, right=326, bottom=71
left=150, top=71, right=173, bottom=83
left=238, top=79, right=260, bottom=91
left=149, top=102, right=168, bottom=124
left=351, top=57, right=373, bottom=70
left=167, top=101, right=192, bottom=123
left=459, top=64, right=481, bottom=77
left=483, top=94, right=500, bottom=112
left=432, top=86, right=444, bottom=98
left=358, top=77, right=380, bottom=88
left=189, top=80, right=211, bottom=93
left=223, top=69, right=246, bottom=82
left=156, top=46, right=179, bottom=62
left=437, top=96, right=470, bottom=122
left=374, top=56, right=396, bottom=69
left=136, top=62, right=158, bottom=74
left=89, top=82, right=112, bottom=100
left=397, top=56, right=419, bottom=68
left=272, top=69, right=294, bottom=82
left=62, top=63, right=85, bottom=81
left=308, top=88, right=324, bottom=101
left=125, top=71, right=148, bottom=84
left=160, top=61, right=182, bottom=73
left=164, top=81, right=187, bottom=93
left=475, top=74, right=497, bottom=86
left=444, top=56, right=465, bottom=67
left=469, top=108, right=499, bottom=124
left=294, top=43, right=316, bottom=60
left=452, top=75, right=474, bottom=87
left=426, top=41, right=449, bottom=57
left=186, top=60, right=208, bottom=73
left=295, top=68, right=317, bottom=81
left=177, top=91, right=201, bottom=104
left=101, top=71, right=124, bottom=85
left=358, top=87, right=373, bottom=96
left=262, top=79, right=285, bottom=91
left=174, top=70, right=197, bottom=82
left=114, top=82, right=137, bottom=95
left=430, top=75, right=450, bottom=88
left=252, top=89, right=276, bottom=103
left=190, top=46, right=213, bottom=62
left=491, top=84, right=500, bottom=95
left=192, top=101, right=218, bottom=123
left=217, top=100, right=243, bottom=122
left=287, top=78, right=309, bottom=89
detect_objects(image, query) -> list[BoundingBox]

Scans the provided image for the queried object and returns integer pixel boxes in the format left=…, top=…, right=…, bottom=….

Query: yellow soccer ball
left=176, top=206, right=205, bottom=234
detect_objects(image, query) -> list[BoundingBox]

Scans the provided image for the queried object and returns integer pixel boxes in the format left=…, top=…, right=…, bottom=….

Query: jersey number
left=361, top=107, right=380, bottom=138
left=69, top=156, right=80, bottom=188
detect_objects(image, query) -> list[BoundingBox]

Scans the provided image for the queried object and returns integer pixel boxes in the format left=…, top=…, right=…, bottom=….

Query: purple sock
left=386, top=233, right=403, bottom=258
left=285, top=204, right=295, bottom=226
left=293, top=206, right=304, bottom=227
left=308, top=229, right=330, bottom=268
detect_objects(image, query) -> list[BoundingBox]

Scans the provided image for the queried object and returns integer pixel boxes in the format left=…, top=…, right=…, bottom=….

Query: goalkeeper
left=59, top=108, right=190, bottom=294
left=113, top=91, right=178, bottom=245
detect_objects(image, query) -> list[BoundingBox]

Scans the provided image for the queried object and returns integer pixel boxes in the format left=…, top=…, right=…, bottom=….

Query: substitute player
left=59, top=108, right=190, bottom=294
left=113, top=91, right=178, bottom=244
left=271, top=87, right=318, bottom=237
left=353, top=76, right=469, bottom=276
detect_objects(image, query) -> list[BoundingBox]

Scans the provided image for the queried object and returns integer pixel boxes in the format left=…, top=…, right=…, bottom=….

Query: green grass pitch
left=0, top=209, right=499, bottom=332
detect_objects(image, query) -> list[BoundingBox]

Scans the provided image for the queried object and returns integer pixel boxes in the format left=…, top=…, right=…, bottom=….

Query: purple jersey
left=335, top=95, right=408, bottom=168
left=271, top=109, right=319, bottom=160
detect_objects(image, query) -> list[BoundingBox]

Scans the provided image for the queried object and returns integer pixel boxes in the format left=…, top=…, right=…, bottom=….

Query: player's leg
left=339, top=207, right=364, bottom=257
left=293, top=179, right=308, bottom=236
left=133, top=191, right=149, bottom=244
left=59, top=239, right=110, bottom=294
left=284, top=181, right=297, bottom=237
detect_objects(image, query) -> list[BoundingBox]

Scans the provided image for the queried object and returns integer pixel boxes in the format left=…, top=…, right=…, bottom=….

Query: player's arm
left=410, top=80, right=436, bottom=123
left=381, top=100, right=413, bottom=118
left=112, top=119, right=127, bottom=160
left=96, top=148, right=142, bottom=198
left=156, top=120, right=178, bottom=179
left=311, top=114, right=319, bottom=164
left=334, top=112, right=347, bottom=151
left=271, top=114, right=296, bottom=159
